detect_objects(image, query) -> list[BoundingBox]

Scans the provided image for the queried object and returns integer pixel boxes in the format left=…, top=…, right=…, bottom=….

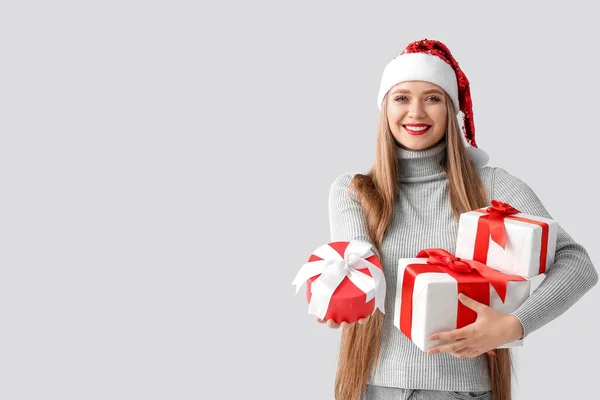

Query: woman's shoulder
left=478, top=165, right=534, bottom=192
left=331, top=171, right=371, bottom=189
left=330, top=172, right=370, bottom=203
left=478, top=165, right=548, bottom=217
left=476, top=165, right=529, bottom=188
left=330, top=172, right=354, bottom=195
left=475, top=165, right=496, bottom=179
left=473, top=165, right=539, bottom=205
left=332, top=171, right=353, bottom=184
left=330, top=172, right=358, bottom=202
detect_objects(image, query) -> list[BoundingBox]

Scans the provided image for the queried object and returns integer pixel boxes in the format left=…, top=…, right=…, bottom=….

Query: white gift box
left=455, top=206, right=559, bottom=278
left=394, top=257, right=531, bottom=353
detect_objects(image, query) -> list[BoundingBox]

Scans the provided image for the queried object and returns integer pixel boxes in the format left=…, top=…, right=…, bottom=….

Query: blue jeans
left=364, top=384, right=493, bottom=400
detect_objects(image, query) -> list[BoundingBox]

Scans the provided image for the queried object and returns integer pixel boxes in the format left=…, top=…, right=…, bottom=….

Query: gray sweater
left=328, top=140, right=598, bottom=391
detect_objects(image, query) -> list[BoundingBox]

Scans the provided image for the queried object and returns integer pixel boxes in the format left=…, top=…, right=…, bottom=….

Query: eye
left=394, top=95, right=441, bottom=103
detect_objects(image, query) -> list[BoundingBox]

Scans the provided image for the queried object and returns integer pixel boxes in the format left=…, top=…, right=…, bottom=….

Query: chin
left=402, top=139, right=434, bottom=151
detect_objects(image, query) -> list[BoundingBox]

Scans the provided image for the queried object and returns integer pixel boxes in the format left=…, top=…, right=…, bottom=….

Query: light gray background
left=1, top=1, right=598, bottom=399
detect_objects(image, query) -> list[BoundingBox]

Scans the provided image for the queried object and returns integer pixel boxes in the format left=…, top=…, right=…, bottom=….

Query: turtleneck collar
left=396, top=140, right=447, bottom=182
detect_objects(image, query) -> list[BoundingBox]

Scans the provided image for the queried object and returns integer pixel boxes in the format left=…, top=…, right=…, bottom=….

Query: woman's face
left=386, top=80, right=448, bottom=151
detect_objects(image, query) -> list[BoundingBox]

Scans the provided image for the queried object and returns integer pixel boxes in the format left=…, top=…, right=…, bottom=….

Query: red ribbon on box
left=473, top=199, right=550, bottom=274
left=399, top=248, right=526, bottom=340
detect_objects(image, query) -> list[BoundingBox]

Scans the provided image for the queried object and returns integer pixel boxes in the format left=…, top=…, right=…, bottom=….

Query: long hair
left=334, top=92, right=513, bottom=400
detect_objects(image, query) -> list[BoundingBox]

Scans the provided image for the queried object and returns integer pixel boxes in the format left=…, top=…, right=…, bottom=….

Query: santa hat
left=377, top=39, right=489, bottom=167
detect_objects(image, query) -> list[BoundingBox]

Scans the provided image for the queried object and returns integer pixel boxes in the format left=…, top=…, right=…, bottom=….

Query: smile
left=403, top=125, right=431, bottom=136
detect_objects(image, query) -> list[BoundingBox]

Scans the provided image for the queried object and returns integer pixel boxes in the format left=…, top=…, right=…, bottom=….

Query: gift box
left=455, top=200, right=559, bottom=278
left=292, top=240, right=386, bottom=324
left=394, top=248, right=530, bottom=353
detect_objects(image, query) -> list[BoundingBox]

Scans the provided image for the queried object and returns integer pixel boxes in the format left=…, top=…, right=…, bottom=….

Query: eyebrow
left=390, top=88, right=444, bottom=96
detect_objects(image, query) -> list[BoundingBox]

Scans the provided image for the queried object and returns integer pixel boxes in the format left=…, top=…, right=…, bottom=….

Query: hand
left=426, top=293, right=524, bottom=358
left=315, top=315, right=371, bottom=329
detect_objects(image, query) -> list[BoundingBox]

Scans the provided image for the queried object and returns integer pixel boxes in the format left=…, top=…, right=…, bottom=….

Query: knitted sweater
left=328, top=140, right=598, bottom=392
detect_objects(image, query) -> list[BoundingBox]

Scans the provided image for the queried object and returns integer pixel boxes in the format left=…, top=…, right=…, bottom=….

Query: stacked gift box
left=394, top=200, right=559, bottom=352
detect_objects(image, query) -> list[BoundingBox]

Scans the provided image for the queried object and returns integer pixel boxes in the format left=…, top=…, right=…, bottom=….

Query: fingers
left=456, top=348, right=488, bottom=359
left=315, top=315, right=371, bottom=329
left=458, top=293, right=486, bottom=313
left=429, top=326, right=471, bottom=342
left=327, top=320, right=341, bottom=329
left=450, top=345, right=476, bottom=359
left=428, top=338, right=469, bottom=356
left=315, top=317, right=339, bottom=328
left=340, top=315, right=371, bottom=328
left=341, top=317, right=369, bottom=328
left=315, top=317, right=340, bottom=328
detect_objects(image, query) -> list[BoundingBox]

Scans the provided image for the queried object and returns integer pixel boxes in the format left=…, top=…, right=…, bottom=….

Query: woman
left=322, top=39, right=598, bottom=400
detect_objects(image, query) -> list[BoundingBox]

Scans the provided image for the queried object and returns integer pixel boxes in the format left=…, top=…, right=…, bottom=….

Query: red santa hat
left=377, top=38, right=489, bottom=167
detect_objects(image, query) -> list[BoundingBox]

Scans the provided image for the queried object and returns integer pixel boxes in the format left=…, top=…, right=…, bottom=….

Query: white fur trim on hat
left=459, top=116, right=489, bottom=167
left=466, top=146, right=489, bottom=167
left=377, top=53, right=460, bottom=114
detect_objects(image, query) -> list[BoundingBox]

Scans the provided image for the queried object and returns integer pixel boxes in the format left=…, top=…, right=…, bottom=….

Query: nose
left=407, top=100, right=426, bottom=119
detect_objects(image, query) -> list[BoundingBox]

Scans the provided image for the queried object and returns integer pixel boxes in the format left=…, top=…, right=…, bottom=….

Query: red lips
left=403, top=124, right=431, bottom=136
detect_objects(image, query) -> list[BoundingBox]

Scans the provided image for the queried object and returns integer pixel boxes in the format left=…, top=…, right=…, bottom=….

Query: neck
left=396, top=140, right=447, bottom=182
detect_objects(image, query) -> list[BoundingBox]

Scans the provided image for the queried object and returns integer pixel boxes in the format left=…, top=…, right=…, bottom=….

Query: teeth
left=404, top=125, right=429, bottom=131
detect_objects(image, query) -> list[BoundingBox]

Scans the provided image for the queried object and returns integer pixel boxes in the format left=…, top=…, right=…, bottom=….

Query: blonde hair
left=334, top=91, right=513, bottom=400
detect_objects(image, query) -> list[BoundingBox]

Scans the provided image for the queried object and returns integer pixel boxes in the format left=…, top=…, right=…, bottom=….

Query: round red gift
left=292, top=240, right=386, bottom=324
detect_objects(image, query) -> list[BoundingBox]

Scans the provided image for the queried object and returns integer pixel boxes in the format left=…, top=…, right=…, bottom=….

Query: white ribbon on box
left=292, top=240, right=386, bottom=320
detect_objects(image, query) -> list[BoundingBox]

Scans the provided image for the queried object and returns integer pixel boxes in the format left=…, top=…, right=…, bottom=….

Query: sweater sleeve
left=492, top=167, right=598, bottom=339
left=328, top=173, right=377, bottom=253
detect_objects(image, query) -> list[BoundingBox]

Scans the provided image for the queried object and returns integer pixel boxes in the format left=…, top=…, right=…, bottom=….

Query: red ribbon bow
left=425, top=254, right=473, bottom=274
left=485, top=200, right=520, bottom=249
left=487, top=200, right=520, bottom=216
left=416, top=248, right=521, bottom=302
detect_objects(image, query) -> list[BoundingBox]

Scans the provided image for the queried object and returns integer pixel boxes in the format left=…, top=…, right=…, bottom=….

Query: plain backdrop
left=1, top=1, right=598, bottom=399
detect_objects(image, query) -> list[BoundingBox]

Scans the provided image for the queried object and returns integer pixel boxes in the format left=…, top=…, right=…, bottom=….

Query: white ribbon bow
left=292, top=240, right=386, bottom=320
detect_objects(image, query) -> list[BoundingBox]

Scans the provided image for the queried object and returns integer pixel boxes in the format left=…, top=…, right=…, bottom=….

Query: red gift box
left=292, top=240, right=386, bottom=324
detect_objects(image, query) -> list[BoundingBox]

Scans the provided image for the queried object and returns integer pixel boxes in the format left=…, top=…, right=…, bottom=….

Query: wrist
left=507, top=314, right=524, bottom=341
